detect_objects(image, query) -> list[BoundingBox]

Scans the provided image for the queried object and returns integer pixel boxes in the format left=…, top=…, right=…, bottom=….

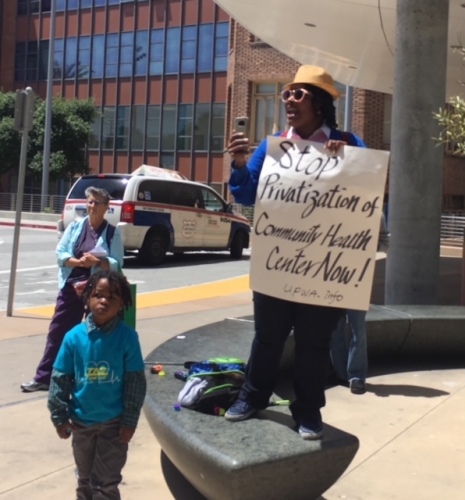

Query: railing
left=440, top=214, right=465, bottom=247
left=0, top=193, right=66, bottom=214
left=231, top=204, right=254, bottom=224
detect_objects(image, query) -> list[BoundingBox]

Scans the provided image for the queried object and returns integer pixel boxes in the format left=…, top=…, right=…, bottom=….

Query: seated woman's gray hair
left=84, top=187, right=111, bottom=205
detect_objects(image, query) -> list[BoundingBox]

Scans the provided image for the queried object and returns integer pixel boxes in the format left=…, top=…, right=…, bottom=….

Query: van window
left=171, top=183, right=200, bottom=208
left=199, top=186, right=225, bottom=212
left=68, top=175, right=131, bottom=200
left=137, top=180, right=171, bottom=204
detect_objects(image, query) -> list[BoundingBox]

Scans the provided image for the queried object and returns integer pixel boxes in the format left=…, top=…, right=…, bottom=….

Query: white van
left=58, top=169, right=251, bottom=265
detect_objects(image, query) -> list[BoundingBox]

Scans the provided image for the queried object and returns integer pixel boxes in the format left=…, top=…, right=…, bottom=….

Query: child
left=47, top=269, right=147, bottom=500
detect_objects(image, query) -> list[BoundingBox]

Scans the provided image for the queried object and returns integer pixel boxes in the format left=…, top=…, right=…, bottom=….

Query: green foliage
left=434, top=96, right=465, bottom=155
left=434, top=48, right=465, bottom=155
left=0, top=92, right=96, bottom=181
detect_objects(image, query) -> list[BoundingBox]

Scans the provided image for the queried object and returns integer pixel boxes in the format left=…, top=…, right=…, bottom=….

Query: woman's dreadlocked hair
left=304, top=84, right=339, bottom=130
left=82, top=269, right=133, bottom=310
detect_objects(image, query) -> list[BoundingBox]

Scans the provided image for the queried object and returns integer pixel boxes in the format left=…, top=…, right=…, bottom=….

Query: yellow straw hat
left=284, top=65, right=340, bottom=100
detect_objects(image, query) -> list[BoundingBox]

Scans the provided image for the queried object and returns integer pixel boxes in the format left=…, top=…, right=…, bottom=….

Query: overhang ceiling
left=214, top=0, right=465, bottom=98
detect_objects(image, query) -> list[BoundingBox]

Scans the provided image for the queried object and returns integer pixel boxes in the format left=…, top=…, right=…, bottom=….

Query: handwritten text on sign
left=249, top=137, right=390, bottom=310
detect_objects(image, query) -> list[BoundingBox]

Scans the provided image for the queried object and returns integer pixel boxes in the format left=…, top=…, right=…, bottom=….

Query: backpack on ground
left=176, top=357, right=246, bottom=415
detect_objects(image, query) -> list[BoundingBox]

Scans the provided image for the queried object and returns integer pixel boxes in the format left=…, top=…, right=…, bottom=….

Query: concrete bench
left=144, top=304, right=465, bottom=499
left=144, top=318, right=359, bottom=500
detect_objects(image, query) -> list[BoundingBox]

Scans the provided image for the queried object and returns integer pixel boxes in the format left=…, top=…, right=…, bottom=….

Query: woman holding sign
left=225, top=65, right=366, bottom=439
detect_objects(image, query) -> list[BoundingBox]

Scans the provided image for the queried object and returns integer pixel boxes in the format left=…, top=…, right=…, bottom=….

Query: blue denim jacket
left=56, top=216, right=124, bottom=289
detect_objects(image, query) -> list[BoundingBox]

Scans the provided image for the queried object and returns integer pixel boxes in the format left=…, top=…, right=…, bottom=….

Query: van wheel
left=230, top=231, right=244, bottom=259
left=140, top=232, right=168, bottom=265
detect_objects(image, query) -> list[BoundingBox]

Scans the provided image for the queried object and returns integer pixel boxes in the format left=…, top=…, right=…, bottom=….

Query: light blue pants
left=330, top=310, right=367, bottom=382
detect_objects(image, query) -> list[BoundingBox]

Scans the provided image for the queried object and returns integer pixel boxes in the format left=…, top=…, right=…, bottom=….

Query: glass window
left=42, top=0, right=52, bottom=12
left=149, top=29, right=164, bottom=75
left=198, top=24, right=213, bottom=72
left=15, top=43, right=27, bottom=82
left=214, top=22, right=229, bottom=72
left=78, top=36, right=91, bottom=79
left=53, top=38, right=64, bottom=79
left=102, top=107, right=116, bottom=150
left=68, top=0, right=79, bottom=10
left=165, top=27, right=180, bottom=74
left=39, top=40, right=50, bottom=80
left=135, top=31, right=148, bottom=76
left=26, top=41, right=38, bottom=81
left=160, top=153, right=175, bottom=170
left=172, top=184, right=200, bottom=207
left=161, top=104, right=177, bottom=151
left=116, top=106, right=130, bottom=150
left=177, top=104, right=193, bottom=151
left=105, top=34, right=119, bottom=78
left=194, top=104, right=210, bottom=151
left=252, top=82, right=287, bottom=143
left=81, top=0, right=93, bottom=7
left=94, top=0, right=106, bottom=6
left=147, top=105, right=160, bottom=151
left=211, top=103, right=225, bottom=152
left=138, top=180, right=172, bottom=204
left=56, top=0, right=65, bottom=11
left=131, top=105, right=145, bottom=150
left=181, top=26, right=197, bottom=74
left=89, top=109, right=102, bottom=150
left=200, top=186, right=225, bottom=212
left=120, top=32, right=134, bottom=77
left=65, top=37, right=78, bottom=79
left=91, top=34, right=105, bottom=79
left=18, top=0, right=28, bottom=15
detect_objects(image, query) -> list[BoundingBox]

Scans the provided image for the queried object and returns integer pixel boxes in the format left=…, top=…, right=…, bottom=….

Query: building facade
left=1, top=0, right=464, bottom=212
left=2, top=0, right=229, bottom=195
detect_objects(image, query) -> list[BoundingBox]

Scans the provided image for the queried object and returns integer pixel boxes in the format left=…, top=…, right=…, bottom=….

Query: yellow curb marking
left=18, top=275, right=251, bottom=319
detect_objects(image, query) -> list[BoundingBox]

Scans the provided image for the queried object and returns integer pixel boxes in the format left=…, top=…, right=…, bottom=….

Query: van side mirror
left=225, top=203, right=234, bottom=214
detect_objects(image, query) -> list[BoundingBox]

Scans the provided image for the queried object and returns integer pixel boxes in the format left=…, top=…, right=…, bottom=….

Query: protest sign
left=249, top=137, right=390, bottom=310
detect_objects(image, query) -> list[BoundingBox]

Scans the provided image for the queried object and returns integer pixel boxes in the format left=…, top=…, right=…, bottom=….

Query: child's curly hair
left=81, top=269, right=133, bottom=310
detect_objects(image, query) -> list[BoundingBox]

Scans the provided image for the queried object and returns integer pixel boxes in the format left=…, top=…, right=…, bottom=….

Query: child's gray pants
left=72, top=418, right=128, bottom=500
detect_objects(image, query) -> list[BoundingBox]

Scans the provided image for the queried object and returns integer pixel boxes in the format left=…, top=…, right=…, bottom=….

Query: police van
left=58, top=167, right=251, bottom=265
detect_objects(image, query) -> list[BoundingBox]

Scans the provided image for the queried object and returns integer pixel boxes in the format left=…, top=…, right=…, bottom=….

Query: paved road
left=0, top=226, right=251, bottom=311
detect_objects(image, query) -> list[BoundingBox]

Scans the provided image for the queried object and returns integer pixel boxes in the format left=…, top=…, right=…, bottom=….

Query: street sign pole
left=7, top=87, right=36, bottom=317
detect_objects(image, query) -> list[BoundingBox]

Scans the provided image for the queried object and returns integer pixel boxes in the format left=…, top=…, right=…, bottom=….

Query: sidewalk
left=1, top=287, right=464, bottom=500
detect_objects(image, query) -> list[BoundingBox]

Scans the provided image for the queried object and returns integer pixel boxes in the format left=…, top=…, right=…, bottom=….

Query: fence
left=231, top=203, right=254, bottom=224
left=0, top=193, right=66, bottom=214
left=440, top=214, right=465, bottom=247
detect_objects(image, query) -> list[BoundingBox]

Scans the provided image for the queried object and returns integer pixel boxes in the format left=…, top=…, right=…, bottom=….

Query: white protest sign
left=250, top=137, right=390, bottom=311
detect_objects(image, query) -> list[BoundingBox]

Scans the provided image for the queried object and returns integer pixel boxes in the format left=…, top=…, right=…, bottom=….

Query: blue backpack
left=176, top=358, right=246, bottom=415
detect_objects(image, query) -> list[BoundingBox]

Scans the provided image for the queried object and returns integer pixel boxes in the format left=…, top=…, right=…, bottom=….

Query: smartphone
left=234, top=116, right=249, bottom=137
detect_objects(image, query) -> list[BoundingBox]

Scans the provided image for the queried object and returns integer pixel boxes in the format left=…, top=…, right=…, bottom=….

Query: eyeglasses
left=281, top=88, right=313, bottom=103
left=87, top=199, right=104, bottom=206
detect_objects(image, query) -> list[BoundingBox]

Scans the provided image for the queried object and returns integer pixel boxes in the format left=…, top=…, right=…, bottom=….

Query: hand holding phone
left=234, top=116, right=249, bottom=137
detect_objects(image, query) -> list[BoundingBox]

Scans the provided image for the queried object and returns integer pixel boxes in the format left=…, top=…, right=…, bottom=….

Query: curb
left=0, top=220, right=56, bottom=231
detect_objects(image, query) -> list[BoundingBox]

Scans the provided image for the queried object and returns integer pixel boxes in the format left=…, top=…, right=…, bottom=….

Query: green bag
left=117, top=262, right=137, bottom=330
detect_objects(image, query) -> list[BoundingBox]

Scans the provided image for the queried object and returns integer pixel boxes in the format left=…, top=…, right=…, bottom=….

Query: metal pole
left=343, top=85, right=353, bottom=132
left=7, top=102, right=33, bottom=316
left=41, top=0, right=56, bottom=211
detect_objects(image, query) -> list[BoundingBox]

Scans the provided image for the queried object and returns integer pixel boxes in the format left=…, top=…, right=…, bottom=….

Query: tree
left=0, top=92, right=97, bottom=182
left=434, top=48, right=465, bottom=154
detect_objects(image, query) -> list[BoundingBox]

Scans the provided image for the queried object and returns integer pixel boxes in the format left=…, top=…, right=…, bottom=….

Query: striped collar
left=85, top=313, right=120, bottom=335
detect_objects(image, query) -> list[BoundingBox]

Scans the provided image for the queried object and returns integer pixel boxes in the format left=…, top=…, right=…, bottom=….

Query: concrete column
left=385, top=0, right=449, bottom=305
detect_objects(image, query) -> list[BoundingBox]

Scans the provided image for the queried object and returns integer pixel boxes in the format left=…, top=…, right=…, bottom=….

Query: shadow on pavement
left=160, top=451, right=207, bottom=500
left=365, top=383, right=449, bottom=398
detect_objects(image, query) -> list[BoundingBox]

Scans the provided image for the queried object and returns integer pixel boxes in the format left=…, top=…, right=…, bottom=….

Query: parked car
left=57, top=169, right=251, bottom=265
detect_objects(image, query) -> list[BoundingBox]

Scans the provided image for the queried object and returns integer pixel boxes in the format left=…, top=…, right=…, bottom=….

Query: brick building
left=0, top=1, right=464, bottom=212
